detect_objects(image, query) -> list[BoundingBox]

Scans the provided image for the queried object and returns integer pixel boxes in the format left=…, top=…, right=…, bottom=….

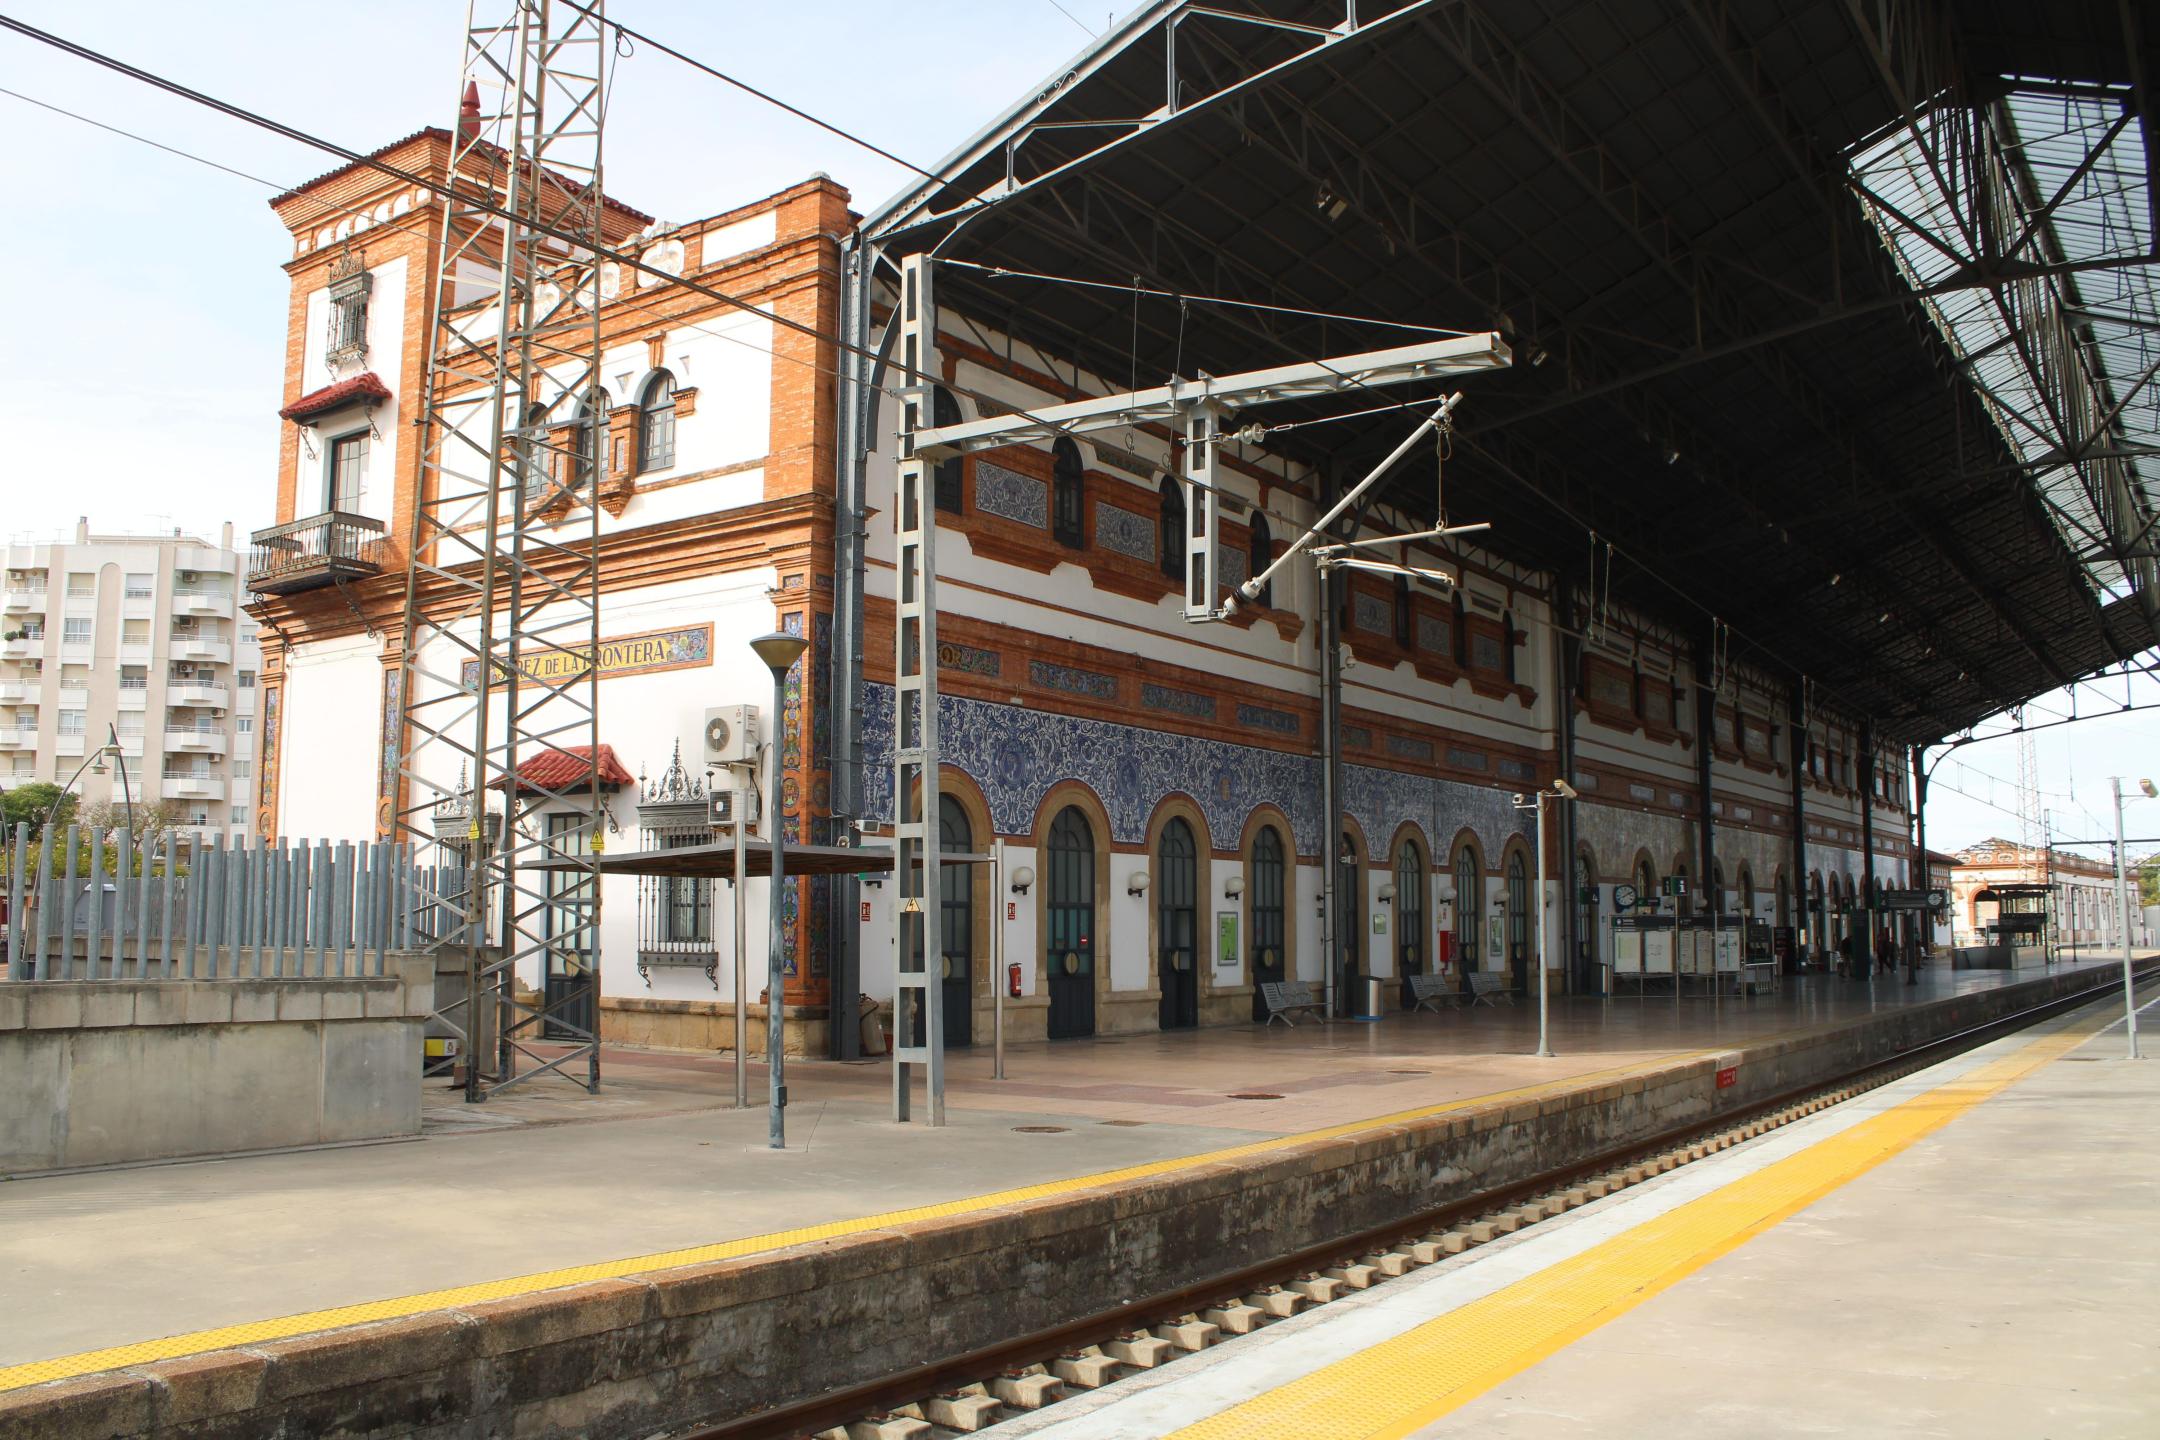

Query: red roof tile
left=507, top=744, right=635, bottom=794
left=280, top=372, right=392, bottom=422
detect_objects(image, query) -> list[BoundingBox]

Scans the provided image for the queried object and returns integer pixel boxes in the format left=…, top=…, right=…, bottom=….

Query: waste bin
left=1360, top=975, right=1387, bottom=1020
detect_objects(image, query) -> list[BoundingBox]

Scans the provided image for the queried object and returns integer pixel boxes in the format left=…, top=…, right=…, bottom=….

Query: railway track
left=676, top=975, right=2145, bottom=1440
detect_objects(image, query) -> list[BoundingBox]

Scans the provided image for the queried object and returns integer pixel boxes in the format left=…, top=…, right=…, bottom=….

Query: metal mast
left=2014, top=721, right=2045, bottom=883
left=891, top=253, right=944, bottom=1124
left=397, top=0, right=610, bottom=1100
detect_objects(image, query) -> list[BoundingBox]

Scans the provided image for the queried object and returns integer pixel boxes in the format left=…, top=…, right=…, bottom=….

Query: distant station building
left=1949, top=838, right=2145, bottom=952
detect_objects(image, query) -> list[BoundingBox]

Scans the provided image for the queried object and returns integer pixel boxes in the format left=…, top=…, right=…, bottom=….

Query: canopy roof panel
left=862, top=0, right=2160, bottom=744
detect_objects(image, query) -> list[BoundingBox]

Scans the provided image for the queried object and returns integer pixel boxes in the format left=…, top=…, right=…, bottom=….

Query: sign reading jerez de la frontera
left=459, top=623, right=713, bottom=690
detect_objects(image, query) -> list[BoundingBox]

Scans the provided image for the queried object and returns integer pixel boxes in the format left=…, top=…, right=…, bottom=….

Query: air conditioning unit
left=708, top=787, right=746, bottom=831
left=178, top=571, right=197, bottom=583
left=702, top=704, right=759, bottom=766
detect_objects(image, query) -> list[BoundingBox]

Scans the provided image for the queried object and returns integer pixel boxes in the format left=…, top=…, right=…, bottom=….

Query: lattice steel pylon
left=2014, top=720, right=2045, bottom=883
left=396, top=0, right=610, bottom=1101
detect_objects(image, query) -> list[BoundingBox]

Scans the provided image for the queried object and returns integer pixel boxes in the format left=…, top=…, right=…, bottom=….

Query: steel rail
left=674, top=963, right=2158, bottom=1440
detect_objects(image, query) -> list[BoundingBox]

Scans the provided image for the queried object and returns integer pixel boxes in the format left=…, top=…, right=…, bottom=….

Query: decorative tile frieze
left=1236, top=702, right=1300, bottom=735
left=1030, top=659, right=1119, bottom=700
left=975, top=460, right=1047, bottom=528
left=1387, top=734, right=1436, bottom=762
left=1353, top=593, right=1391, bottom=633
left=1094, top=503, right=1155, bottom=562
left=1140, top=682, right=1214, bottom=719
left=936, top=640, right=1001, bottom=677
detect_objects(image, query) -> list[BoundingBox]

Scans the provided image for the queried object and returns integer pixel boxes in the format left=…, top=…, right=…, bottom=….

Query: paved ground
left=0, top=960, right=2128, bottom=1381
left=989, top=977, right=2159, bottom=1440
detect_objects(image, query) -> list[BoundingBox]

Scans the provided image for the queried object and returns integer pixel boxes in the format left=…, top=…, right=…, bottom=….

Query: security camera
left=1552, top=778, right=1578, bottom=800
left=1511, top=792, right=1526, bottom=806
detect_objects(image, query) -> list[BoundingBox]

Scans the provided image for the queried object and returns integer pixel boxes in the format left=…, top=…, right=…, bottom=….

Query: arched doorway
left=938, top=794, right=973, bottom=1047
left=1505, top=847, right=1530, bottom=995
left=1810, top=871, right=1825, bottom=960
left=1737, top=864, right=1754, bottom=923
left=1046, top=806, right=1096, bottom=1038
left=1395, top=836, right=1425, bottom=1007
left=1336, top=831, right=1362, bottom=1015
left=1156, top=818, right=1199, bottom=1030
left=1775, top=871, right=1790, bottom=929
left=1249, top=824, right=1287, bottom=1021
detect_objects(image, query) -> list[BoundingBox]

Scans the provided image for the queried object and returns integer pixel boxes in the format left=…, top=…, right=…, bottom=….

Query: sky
left=0, top=0, right=2151, bottom=857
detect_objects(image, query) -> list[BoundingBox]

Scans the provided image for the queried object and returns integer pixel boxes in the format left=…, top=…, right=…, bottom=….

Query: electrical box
left=703, top=704, right=759, bottom=766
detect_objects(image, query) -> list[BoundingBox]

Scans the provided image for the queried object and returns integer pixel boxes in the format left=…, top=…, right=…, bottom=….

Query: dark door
left=1157, top=818, right=1198, bottom=1029
left=938, top=795, right=973, bottom=1047
left=1396, top=839, right=1424, bottom=1008
left=1506, top=850, right=1530, bottom=996
left=1046, top=806, right=1096, bottom=1039
left=1248, top=825, right=1286, bottom=1022
left=542, top=813, right=596, bottom=1040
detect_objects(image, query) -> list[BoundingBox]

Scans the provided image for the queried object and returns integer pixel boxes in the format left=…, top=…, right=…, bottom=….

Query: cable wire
left=939, top=259, right=1476, bottom=337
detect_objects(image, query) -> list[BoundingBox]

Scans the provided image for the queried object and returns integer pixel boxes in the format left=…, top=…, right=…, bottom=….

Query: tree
left=0, top=782, right=77, bottom=834
left=2140, top=854, right=2159, bottom=909
left=79, top=799, right=187, bottom=849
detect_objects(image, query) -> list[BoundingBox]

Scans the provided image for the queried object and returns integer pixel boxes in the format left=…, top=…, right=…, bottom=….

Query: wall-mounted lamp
left=1224, top=874, right=1246, bottom=899
left=1127, top=869, right=1152, bottom=898
left=860, top=873, right=884, bottom=890
left=1376, top=882, right=1397, bottom=906
left=1009, top=865, right=1035, bottom=897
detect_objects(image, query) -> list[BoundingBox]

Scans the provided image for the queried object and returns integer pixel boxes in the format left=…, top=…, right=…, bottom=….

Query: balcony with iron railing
left=0, top=630, right=44, bottom=659
left=246, top=512, right=386, bottom=595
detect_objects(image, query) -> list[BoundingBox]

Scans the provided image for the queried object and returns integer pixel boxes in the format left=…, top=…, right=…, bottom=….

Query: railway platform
left=0, top=956, right=2148, bottom=1438
left=998, top=975, right=2160, bottom=1440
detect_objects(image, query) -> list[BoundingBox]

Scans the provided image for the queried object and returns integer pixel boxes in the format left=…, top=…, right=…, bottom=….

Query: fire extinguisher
left=1008, top=962, right=1023, bottom=997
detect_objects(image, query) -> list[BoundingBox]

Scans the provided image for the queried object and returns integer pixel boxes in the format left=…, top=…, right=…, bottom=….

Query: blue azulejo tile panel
left=975, top=460, right=1048, bottom=528
left=1093, top=502, right=1155, bottom=562
left=862, top=684, right=1533, bottom=861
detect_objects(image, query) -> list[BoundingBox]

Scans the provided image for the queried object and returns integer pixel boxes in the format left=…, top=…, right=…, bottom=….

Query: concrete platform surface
left=0, top=960, right=2135, bottom=1390
left=988, top=977, right=2159, bottom=1440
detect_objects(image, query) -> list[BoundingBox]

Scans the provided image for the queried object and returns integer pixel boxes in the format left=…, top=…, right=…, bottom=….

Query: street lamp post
left=749, top=631, right=809, bottom=1148
left=2110, top=776, right=2153, bottom=1060
left=1514, top=778, right=1578, bottom=1059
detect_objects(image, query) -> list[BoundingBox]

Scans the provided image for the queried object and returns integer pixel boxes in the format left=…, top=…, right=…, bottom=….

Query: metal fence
left=2, top=824, right=458, bottom=982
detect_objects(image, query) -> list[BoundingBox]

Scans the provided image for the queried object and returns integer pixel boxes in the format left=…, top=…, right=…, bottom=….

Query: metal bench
left=1406, top=972, right=1459, bottom=1013
left=1466, top=970, right=1514, bottom=1007
left=1260, top=979, right=1329, bottom=1026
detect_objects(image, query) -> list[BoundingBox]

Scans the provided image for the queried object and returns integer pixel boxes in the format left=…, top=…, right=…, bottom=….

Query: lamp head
left=2142, top=779, right=2157, bottom=800
left=1127, top=870, right=1152, bottom=897
left=1224, top=874, right=1246, bottom=899
left=1376, top=881, right=1396, bottom=905
left=747, top=631, right=808, bottom=679
left=1009, top=864, right=1035, bottom=896
left=1551, top=777, right=1578, bottom=800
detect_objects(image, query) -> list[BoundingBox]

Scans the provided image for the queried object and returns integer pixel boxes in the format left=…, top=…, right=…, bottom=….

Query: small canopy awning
left=279, top=370, right=391, bottom=422
left=501, top=744, right=636, bottom=795
left=594, top=841, right=899, bottom=880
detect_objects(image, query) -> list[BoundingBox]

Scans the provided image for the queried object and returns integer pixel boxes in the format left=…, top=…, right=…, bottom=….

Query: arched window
left=1396, top=837, right=1425, bottom=1000
left=1738, top=864, right=1755, bottom=920
left=1501, top=610, right=1518, bottom=683
left=1776, top=871, right=1790, bottom=928
left=571, top=388, right=608, bottom=492
left=1157, top=817, right=1199, bottom=1029
left=1248, top=513, right=1274, bottom=608
left=1158, top=476, right=1185, bottom=582
left=1506, top=849, right=1530, bottom=973
left=638, top=370, right=676, bottom=473
left=932, top=387, right=963, bottom=514
left=1393, top=576, right=1413, bottom=647
left=1638, top=855, right=1657, bottom=900
left=1052, top=437, right=1085, bottom=548
left=1451, top=592, right=1468, bottom=666
left=1249, top=824, right=1286, bottom=1022
left=1577, top=847, right=1601, bottom=967
left=1454, top=842, right=1481, bottom=969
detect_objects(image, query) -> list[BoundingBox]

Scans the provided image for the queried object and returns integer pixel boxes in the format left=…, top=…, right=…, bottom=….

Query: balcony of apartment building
left=117, top=666, right=149, bottom=710
left=1, top=624, right=44, bottom=660
left=246, top=512, right=386, bottom=596
left=171, top=580, right=234, bottom=617
left=161, top=767, right=225, bottom=802
left=0, top=722, right=37, bottom=751
left=164, top=723, right=228, bottom=756
left=2, top=573, right=46, bottom=614
left=55, top=723, right=87, bottom=758
left=166, top=670, right=229, bottom=710
left=112, top=724, right=146, bottom=760
left=167, top=619, right=233, bottom=667
left=0, top=676, right=36, bottom=705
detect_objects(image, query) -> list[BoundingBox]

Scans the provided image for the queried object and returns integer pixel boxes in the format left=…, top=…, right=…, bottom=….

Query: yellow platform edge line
left=0, top=1052, right=1694, bottom=1394
left=1163, top=1015, right=2101, bottom=1440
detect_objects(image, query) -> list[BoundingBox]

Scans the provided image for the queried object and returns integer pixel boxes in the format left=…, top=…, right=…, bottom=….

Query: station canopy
left=861, top=0, right=2159, bottom=745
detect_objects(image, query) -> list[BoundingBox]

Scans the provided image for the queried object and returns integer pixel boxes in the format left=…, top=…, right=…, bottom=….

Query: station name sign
left=460, top=623, right=713, bottom=689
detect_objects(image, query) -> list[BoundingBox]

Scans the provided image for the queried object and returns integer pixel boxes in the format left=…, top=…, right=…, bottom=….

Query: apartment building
left=1, top=521, right=261, bottom=841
